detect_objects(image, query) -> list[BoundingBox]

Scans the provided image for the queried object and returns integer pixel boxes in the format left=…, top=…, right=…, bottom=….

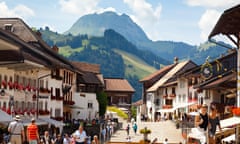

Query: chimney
left=52, top=45, right=59, bottom=53
left=174, top=57, right=178, bottom=64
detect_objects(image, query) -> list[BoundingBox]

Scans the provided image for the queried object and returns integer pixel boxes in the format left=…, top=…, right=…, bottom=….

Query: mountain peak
left=65, top=11, right=150, bottom=44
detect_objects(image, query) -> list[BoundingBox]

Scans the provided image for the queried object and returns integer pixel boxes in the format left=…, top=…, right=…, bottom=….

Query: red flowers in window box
left=232, top=107, right=240, bottom=116
left=163, top=95, right=168, bottom=98
left=169, top=93, right=176, bottom=97
left=8, top=81, right=13, bottom=89
left=13, top=81, right=18, bottom=89
left=17, top=83, right=25, bottom=91
left=39, top=110, right=50, bottom=115
left=162, top=105, right=172, bottom=109
left=2, top=80, right=7, bottom=89
left=25, top=84, right=31, bottom=91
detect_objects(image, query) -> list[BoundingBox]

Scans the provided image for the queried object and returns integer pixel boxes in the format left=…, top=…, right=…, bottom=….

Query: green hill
left=65, top=11, right=228, bottom=65
left=114, top=49, right=157, bottom=79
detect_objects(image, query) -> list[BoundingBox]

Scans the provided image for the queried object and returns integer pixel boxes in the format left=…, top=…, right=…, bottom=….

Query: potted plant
left=140, top=127, right=151, bottom=142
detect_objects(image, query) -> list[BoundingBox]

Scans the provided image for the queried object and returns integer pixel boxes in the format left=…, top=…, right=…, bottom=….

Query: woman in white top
left=74, top=125, right=87, bottom=144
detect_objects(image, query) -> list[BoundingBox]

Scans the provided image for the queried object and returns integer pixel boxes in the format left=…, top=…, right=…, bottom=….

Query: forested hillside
left=40, top=28, right=165, bottom=102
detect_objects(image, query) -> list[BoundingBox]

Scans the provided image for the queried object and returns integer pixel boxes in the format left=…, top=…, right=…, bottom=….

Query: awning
left=40, top=117, right=65, bottom=127
left=0, top=109, right=12, bottom=123
left=175, top=102, right=197, bottom=109
left=208, top=4, right=240, bottom=39
left=202, top=73, right=236, bottom=89
left=220, top=116, right=240, bottom=128
left=157, top=108, right=175, bottom=113
left=21, top=118, right=48, bottom=126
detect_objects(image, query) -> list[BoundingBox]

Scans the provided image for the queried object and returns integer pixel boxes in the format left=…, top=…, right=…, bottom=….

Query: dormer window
left=4, top=24, right=13, bottom=32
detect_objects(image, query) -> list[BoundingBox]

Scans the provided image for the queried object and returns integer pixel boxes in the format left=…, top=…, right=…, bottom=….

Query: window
left=45, top=101, right=48, bottom=110
left=39, top=101, right=43, bottom=110
left=4, top=24, right=13, bottom=32
left=194, top=91, right=198, bottom=100
left=155, top=99, right=160, bottom=106
left=165, top=88, right=168, bottom=95
left=205, top=90, right=210, bottom=99
left=172, top=87, right=175, bottom=94
left=88, top=102, right=93, bottom=109
left=55, top=108, right=61, bottom=117
left=183, top=94, right=186, bottom=102
left=180, top=79, right=185, bottom=88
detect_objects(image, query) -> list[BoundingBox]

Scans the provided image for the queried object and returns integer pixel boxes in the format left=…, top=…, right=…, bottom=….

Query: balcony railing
left=169, top=93, right=176, bottom=98
left=162, top=105, right=173, bottom=109
left=63, top=100, right=75, bottom=105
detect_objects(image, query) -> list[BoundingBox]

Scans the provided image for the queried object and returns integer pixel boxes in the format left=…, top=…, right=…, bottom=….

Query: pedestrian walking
left=195, top=104, right=209, bottom=144
left=27, top=118, right=39, bottom=144
left=8, top=115, right=25, bottom=144
left=73, top=125, right=87, bottom=144
left=126, top=124, right=130, bottom=136
left=132, top=122, right=137, bottom=135
left=101, top=127, right=106, bottom=143
left=208, top=105, right=221, bottom=144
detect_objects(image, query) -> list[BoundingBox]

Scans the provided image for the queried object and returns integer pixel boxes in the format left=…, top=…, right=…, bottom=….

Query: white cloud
left=97, top=7, right=117, bottom=14
left=186, top=0, right=240, bottom=43
left=0, top=2, right=34, bottom=18
left=186, top=0, right=240, bottom=8
left=198, top=9, right=221, bottom=41
left=59, top=0, right=100, bottom=16
left=123, top=0, right=162, bottom=40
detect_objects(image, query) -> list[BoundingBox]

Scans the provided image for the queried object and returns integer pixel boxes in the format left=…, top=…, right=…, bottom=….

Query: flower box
left=2, top=80, right=7, bottom=89
left=232, top=107, right=240, bottom=116
left=8, top=81, right=13, bottom=90
left=169, top=93, right=176, bottom=97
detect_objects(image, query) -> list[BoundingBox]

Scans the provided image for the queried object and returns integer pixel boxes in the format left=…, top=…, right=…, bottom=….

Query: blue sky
left=0, top=0, right=239, bottom=45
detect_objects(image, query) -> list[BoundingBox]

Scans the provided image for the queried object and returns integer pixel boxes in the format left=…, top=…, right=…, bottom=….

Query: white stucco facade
left=72, top=92, right=99, bottom=120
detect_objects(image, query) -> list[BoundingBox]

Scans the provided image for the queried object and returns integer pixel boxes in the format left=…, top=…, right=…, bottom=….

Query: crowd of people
left=5, top=115, right=102, bottom=144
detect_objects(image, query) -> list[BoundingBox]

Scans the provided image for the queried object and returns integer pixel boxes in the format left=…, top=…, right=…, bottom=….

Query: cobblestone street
left=110, top=119, right=185, bottom=143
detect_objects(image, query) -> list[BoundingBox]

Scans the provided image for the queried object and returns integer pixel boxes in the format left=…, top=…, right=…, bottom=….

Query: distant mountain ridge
left=65, top=11, right=227, bottom=64
left=40, top=11, right=230, bottom=102
left=65, top=11, right=150, bottom=45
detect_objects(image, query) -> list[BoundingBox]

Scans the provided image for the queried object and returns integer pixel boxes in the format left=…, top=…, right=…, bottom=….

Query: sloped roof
left=78, top=72, right=103, bottom=85
left=0, top=18, right=76, bottom=71
left=71, top=61, right=100, bottom=74
left=105, top=78, right=135, bottom=92
left=209, top=4, right=240, bottom=40
left=140, top=64, right=175, bottom=82
left=0, top=29, right=52, bottom=67
left=147, top=61, right=190, bottom=92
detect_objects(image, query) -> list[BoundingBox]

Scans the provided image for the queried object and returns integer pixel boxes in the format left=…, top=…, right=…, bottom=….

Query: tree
left=96, top=91, right=108, bottom=116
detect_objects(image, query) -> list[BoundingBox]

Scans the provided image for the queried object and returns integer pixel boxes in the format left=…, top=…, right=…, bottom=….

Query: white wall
left=72, top=92, right=99, bottom=120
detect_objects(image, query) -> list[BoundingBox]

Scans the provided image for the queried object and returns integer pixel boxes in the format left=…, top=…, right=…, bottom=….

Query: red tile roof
left=105, top=78, right=135, bottom=92
left=71, top=61, right=100, bottom=74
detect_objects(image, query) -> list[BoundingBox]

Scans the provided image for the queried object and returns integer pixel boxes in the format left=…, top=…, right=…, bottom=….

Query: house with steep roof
left=181, top=50, right=237, bottom=118
left=104, top=78, right=135, bottom=112
left=0, top=18, right=78, bottom=129
left=142, top=58, right=197, bottom=121
left=71, top=61, right=104, bottom=120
